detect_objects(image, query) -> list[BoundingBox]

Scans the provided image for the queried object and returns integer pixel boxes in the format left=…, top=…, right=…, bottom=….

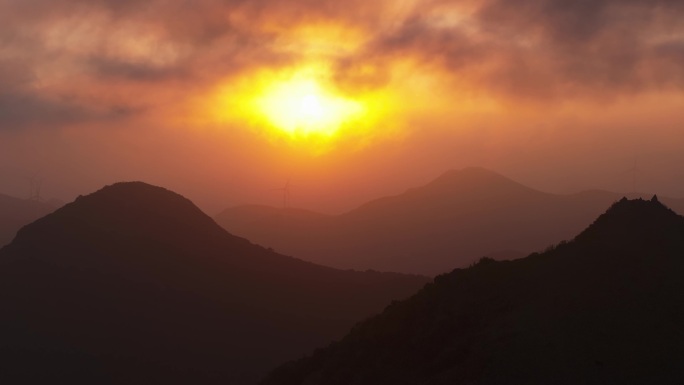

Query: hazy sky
left=1, top=0, right=683, bottom=213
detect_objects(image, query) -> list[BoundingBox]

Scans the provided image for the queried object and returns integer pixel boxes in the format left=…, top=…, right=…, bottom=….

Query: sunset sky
left=1, top=0, right=683, bottom=213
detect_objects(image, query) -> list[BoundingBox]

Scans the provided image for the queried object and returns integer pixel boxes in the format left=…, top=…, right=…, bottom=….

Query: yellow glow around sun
left=200, top=63, right=404, bottom=153
left=254, top=77, right=363, bottom=136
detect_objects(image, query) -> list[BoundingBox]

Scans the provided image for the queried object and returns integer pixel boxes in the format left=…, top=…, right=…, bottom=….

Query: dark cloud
left=0, top=89, right=143, bottom=131
left=0, top=40, right=145, bottom=130
left=373, top=16, right=485, bottom=69
left=85, top=57, right=189, bottom=82
left=333, top=0, right=684, bottom=98
left=0, top=60, right=83, bottom=130
left=479, top=0, right=684, bottom=96
left=0, top=55, right=142, bottom=130
left=477, top=0, right=684, bottom=42
left=0, top=0, right=281, bottom=128
left=331, top=15, right=488, bottom=93
left=0, top=91, right=85, bottom=130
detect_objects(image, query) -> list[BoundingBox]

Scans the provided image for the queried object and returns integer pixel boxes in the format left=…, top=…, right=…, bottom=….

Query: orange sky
left=1, top=0, right=683, bottom=213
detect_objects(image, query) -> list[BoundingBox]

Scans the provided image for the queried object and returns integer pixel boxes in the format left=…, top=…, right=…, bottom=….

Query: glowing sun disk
left=254, top=78, right=363, bottom=136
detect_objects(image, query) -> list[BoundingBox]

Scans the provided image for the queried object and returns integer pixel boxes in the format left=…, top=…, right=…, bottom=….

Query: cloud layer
left=2, top=0, right=683, bottom=130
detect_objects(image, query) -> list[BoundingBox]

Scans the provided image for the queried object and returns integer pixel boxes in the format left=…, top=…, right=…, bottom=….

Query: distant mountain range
left=0, top=182, right=427, bottom=384
left=0, top=193, right=58, bottom=247
left=216, top=167, right=684, bottom=275
left=261, top=197, right=684, bottom=384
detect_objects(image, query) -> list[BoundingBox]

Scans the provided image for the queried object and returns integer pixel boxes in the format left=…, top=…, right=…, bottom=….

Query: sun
left=203, top=64, right=399, bottom=153
left=253, top=76, right=364, bottom=137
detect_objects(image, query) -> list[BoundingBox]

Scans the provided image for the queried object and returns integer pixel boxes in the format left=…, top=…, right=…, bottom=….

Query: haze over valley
left=216, top=167, right=684, bottom=275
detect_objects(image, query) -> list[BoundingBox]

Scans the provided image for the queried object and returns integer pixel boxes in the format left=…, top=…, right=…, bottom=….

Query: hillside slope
left=262, top=196, right=684, bottom=385
left=0, top=182, right=427, bottom=384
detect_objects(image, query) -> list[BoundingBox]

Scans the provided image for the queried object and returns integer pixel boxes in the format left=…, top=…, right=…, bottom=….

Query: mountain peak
left=595, top=196, right=676, bottom=223
left=433, top=167, right=522, bottom=185
left=435, top=167, right=506, bottom=182
left=10, top=181, right=232, bottom=251
left=423, top=167, right=541, bottom=197
left=74, top=181, right=192, bottom=208
left=574, top=196, right=682, bottom=247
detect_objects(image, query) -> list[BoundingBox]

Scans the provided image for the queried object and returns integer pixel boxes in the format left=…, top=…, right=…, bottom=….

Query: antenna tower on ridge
left=272, top=179, right=291, bottom=208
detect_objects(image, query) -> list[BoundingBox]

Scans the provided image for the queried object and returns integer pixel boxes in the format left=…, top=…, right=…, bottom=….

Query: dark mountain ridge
left=0, top=182, right=428, bottom=384
left=262, top=197, right=684, bottom=385
left=216, top=167, right=684, bottom=275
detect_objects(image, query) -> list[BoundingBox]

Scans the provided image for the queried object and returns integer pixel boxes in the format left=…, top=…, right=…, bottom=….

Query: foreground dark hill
left=217, top=167, right=684, bottom=275
left=0, top=182, right=427, bottom=384
left=0, top=193, right=57, bottom=247
left=262, top=197, right=684, bottom=385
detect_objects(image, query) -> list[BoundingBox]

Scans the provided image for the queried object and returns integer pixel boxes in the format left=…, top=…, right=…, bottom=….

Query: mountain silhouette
left=261, top=197, right=684, bottom=385
left=0, top=192, right=57, bottom=247
left=0, top=182, right=427, bottom=384
left=217, top=167, right=684, bottom=275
